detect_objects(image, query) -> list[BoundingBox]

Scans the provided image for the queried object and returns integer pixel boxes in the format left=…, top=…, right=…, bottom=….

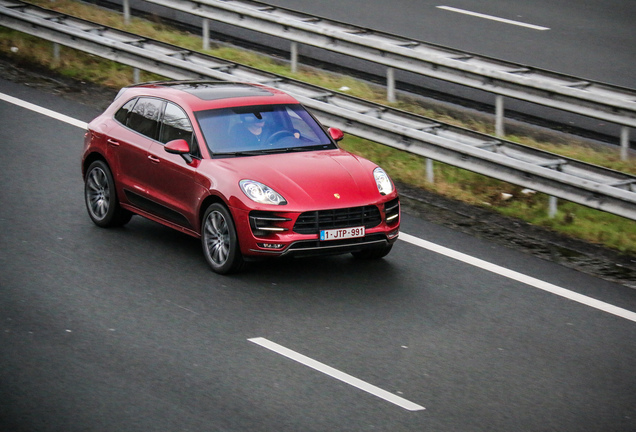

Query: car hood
left=208, top=149, right=386, bottom=208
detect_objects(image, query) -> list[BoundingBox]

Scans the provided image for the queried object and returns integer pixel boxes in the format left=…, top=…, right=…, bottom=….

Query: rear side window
left=125, top=97, right=164, bottom=141
left=114, top=98, right=136, bottom=125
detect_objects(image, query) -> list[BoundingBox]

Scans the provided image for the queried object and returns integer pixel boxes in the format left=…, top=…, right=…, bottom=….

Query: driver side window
left=160, top=103, right=193, bottom=144
left=159, top=102, right=200, bottom=158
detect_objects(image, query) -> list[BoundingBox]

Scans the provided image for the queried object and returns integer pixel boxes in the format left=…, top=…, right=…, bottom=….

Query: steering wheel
left=266, top=130, right=295, bottom=145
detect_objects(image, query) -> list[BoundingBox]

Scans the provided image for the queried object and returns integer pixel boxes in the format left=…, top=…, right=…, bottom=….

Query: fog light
left=258, top=243, right=285, bottom=249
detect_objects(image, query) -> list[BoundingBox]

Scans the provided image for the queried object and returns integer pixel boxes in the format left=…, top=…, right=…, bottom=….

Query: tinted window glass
left=195, top=104, right=333, bottom=154
left=160, top=102, right=194, bottom=145
left=114, top=98, right=136, bottom=125
left=127, top=97, right=163, bottom=140
left=284, top=106, right=326, bottom=143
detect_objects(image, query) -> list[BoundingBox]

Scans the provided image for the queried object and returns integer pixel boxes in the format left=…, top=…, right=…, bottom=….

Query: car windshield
left=195, top=104, right=336, bottom=156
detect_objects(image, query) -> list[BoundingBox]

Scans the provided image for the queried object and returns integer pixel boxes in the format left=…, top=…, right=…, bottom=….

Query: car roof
left=117, top=80, right=300, bottom=111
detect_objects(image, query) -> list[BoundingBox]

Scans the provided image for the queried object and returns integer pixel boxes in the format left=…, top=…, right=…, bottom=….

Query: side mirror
left=328, top=127, right=344, bottom=142
left=165, top=139, right=193, bottom=163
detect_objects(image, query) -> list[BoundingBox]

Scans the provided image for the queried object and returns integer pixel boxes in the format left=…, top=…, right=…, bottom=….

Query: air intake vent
left=384, top=198, right=400, bottom=225
left=293, top=205, right=381, bottom=234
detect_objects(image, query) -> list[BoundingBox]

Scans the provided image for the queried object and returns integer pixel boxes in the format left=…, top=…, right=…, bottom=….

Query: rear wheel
left=84, top=160, right=132, bottom=227
left=201, top=203, right=244, bottom=274
left=352, top=244, right=393, bottom=260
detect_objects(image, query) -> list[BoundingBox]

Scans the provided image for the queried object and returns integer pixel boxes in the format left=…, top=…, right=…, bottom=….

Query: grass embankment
left=2, top=0, right=634, bottom=254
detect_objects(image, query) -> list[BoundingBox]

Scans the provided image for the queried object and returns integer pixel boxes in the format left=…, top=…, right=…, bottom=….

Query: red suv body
left=82, top=81, right=400, bottom=274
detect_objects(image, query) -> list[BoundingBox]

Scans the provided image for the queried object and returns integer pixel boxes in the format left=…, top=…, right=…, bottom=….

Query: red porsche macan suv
left=82, top=81, right=400, bottom=274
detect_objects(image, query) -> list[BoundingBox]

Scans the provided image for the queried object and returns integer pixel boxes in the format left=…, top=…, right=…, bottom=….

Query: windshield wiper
left=280, top=146, right=310, bottom=152
left=282, top=144, right=334, bottom=152
left=213, top=145, right=330, bottom=157
left=212, top=150, right=269, bottom=157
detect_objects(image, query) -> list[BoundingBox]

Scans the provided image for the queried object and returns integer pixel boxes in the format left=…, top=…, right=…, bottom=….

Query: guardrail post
left=52, top=42, right=60, bottom=63
left=123, top=0, right=130, bottom=25
left=290, top=41, right=298, bottom=73
left=133, top=67, right=140, bottom=83
left=495, top=95, right=505, bottom=137
left=202, top=19, right=210, bottom=51
left=548, top=195, right=558, bottom=218
left=621, top=126, right=630, bottom=161
left=387, top=67, right=396, bottom=103
left=425, top=158, right=434, bottom=183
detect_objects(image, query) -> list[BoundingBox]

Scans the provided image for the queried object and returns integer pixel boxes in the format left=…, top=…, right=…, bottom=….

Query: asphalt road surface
left=1, top=76, right=636, bottom=431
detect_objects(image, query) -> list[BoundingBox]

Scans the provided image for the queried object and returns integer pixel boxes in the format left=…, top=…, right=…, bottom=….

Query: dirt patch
left=398, top=183, right=636, bottom=288
left=2, top=57, right=634, bottom=288
left=1, top=56, right=118, bottom=110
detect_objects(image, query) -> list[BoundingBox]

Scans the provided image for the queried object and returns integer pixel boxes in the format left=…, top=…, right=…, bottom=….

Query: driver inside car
left=232, top=113, right=267, bottom=147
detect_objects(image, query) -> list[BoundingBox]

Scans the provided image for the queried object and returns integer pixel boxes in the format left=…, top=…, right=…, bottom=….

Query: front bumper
left=232, top=198, right=400, bottom=258
left=267, top=232, right=398, bottom=258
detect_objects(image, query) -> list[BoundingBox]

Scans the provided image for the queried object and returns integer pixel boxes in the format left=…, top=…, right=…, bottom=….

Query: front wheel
left=84, top=160, right=132, bottom=227
left=201, top=203, right=244, bottom=274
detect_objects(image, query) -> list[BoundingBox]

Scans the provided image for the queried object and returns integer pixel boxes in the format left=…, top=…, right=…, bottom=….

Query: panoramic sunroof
left=162, top=81, right=274, bottom=100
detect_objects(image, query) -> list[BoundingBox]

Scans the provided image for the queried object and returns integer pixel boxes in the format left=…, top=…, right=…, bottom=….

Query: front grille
left=293, top=205, right=381, bottom=234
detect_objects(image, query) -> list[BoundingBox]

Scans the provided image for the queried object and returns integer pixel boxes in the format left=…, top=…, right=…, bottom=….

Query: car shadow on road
left=117, top=217, right=404, bottom=284
left=98, top=217, right=428, bottom=303
left=89, top=218, right=450, bottom=329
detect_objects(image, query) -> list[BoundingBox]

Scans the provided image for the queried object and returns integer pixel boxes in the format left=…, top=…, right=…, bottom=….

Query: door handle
left=148, top=155, right=161, bottom=163
left=107, top=139, right=120, bottom=147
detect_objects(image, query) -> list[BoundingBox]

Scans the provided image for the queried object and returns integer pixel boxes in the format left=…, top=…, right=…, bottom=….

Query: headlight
left=373, top=167, right=393, bottom=195
left=240, top=180, right=287, bottom=205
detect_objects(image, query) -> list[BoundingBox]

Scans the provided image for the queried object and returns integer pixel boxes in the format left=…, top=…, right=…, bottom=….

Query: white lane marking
left=248, top=337, right=425, bottom=411
left=400, top=233, right=636, bottom=323
left=0, top=91, right=88, bottom=129
left=437, top=6, right=550, bottom=31
left=4, top=92, right=634, bottom=323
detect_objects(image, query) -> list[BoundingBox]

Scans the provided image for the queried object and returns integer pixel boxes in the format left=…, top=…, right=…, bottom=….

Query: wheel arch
left=198, top=194, right=229, bottom=229
left=82, top=152, right=108, bottom=179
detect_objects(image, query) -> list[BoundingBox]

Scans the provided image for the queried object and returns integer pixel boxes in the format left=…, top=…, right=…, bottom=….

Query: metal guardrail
left=1, top=0, right=636, bottom=221
left=137, top=0, right=636, bottom=127
left=129, top=0, right=636, bottom=157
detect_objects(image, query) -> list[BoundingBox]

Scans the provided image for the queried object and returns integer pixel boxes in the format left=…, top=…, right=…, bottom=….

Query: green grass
left=2, top=0, right=634, bottom=254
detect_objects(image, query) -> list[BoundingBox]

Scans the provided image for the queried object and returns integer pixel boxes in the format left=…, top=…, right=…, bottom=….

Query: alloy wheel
left=204, top=210, right=230, bottom=266
left=86, top=166, right=110, bottom=221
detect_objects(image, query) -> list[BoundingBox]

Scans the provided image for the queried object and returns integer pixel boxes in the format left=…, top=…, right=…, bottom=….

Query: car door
left=108, top=97, right=163, bottom=208
left=144, top=101, right=205, bottom=231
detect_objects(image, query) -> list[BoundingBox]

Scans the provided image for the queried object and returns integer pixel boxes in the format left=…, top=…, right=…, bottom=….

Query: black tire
left=352, top=244, right=393, bottom=260
left=84, top=160, right=132, bottom=228
left=201, top=203, right=244, bottom=274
